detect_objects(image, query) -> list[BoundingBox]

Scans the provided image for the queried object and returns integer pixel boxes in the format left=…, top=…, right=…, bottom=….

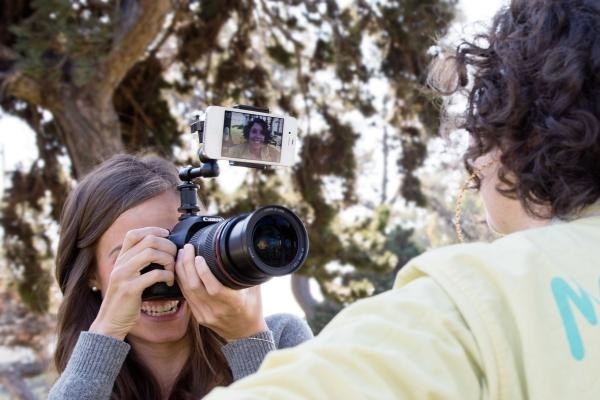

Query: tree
left=0, top=0, right=458, bottom=330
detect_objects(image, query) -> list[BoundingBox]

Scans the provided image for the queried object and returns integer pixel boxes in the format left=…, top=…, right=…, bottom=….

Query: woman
left=49, top=154, right=312, bottom=399
left=201, top=0, right=600, bottom=399
left=228, top=118, right=280, bottom=162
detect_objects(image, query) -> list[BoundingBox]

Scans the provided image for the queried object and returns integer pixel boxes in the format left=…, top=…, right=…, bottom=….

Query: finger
left=179, top=245, right=204, bottom=292
left=119, top=227, right=170, bottom=255
left=117, top=247, right=177, bottom=277
left=175, top=248, right=191, bottom=285
left=118, top=234, right=177, bottom=269
left=195, top=255, right=226, bottom=296
left=131, top=269, right=175, bottom=293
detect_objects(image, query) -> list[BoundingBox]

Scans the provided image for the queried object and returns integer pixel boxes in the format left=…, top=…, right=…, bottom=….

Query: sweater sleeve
left=221, top=314, right=313, bottom=381
left=48, top=331, right=130, bottom=400
left=205, top=277, right=484, bottom=399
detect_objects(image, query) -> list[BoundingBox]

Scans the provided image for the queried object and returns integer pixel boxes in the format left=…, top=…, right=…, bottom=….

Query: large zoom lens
left=189, top=206, right=308, bottom=289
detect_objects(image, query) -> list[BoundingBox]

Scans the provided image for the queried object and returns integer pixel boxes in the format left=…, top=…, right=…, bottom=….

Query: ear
left=88, top=275, right=101, bottom=291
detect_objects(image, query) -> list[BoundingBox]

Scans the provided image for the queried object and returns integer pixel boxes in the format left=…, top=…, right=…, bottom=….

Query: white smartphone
left=201, top=106, right=298, bottom=167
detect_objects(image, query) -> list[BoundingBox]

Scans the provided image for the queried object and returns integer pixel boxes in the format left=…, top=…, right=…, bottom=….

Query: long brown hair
left=54, top=154, right=232, bottom=399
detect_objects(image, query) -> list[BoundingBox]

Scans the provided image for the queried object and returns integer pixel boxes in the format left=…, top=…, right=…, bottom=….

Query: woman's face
left=474, top=149, right=549, bottom=234
left=95, top=191, right=191, bottom=346
left=248, top=122, right=266, bottom=152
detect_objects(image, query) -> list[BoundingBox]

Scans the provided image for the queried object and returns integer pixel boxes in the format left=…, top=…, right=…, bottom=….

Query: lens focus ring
left=189, top=222, right=222, bottom=279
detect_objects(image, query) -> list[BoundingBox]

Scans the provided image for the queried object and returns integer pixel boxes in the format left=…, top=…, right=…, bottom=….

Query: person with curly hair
left=201, top=0, right=600, bottom=398
left=227, top=118, right=280, bottom=163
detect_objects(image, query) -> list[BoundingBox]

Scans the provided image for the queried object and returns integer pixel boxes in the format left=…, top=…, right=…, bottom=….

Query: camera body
left=141, top=205, right=309, bottom=301
left=141, top=214, right=223, bottom=300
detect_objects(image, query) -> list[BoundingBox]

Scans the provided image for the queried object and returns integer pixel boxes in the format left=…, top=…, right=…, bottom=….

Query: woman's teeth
left=140, top=300, right=180, bottom=316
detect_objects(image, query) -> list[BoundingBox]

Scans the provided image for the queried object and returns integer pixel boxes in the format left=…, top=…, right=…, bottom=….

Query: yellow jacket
left=206, top=203, right=600, bottom=399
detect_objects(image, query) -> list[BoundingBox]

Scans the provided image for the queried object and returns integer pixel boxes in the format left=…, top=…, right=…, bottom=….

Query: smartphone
left=202, top=106, right=298, bottom=167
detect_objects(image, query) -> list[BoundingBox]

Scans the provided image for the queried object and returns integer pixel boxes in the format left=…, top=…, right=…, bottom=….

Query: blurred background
left=0, top=0, right=503, bottom=398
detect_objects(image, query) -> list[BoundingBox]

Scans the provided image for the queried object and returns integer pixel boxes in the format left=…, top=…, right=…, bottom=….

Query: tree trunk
left=2, top=0, right=175, bottom=177
left=48, top=89, right=124, bottom=177
left=291, top=274, right=318, bottom=321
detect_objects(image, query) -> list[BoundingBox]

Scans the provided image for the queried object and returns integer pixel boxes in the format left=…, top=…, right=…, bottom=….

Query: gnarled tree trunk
left=48, top=89, right=124, bottom=176
left=2, top=0, right=174, bottom=177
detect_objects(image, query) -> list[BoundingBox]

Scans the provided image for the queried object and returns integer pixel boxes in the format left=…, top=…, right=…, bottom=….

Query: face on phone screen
left=221, top=111, right=283, bottom=163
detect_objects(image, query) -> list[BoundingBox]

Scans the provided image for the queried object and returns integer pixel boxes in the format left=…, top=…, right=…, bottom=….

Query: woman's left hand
left=175, top=244, right=268, bottom=341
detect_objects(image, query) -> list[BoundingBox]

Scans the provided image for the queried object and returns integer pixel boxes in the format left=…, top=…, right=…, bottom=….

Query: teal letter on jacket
left=551, top=277, right=598, bottom=360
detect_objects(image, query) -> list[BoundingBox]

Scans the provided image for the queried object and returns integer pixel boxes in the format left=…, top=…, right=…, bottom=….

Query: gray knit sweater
left=48, top=314, right=312, bottom=399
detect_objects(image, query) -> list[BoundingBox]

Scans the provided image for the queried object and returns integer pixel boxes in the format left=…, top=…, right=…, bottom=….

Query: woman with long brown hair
left=48, top=154, right=312, bottom=399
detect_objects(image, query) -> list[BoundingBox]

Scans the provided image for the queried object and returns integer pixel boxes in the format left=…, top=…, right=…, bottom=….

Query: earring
left=91, top=286, right=99, bottom=292
left=453, top=159, right=496, bottom=242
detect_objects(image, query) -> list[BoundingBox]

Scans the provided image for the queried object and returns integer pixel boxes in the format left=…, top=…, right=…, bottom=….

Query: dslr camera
left=141, top=105, right=308, bottom=300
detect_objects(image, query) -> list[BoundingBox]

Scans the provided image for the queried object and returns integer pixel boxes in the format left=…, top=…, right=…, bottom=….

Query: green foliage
left=305, top=209, right=423, bottom=334
left=10, top=0, right=114, bottom=86
left=1, top=169, right=54, bottom=313
left=266, top=42, right=294, bottom=68
left=0, top=103, right=68, bottom=312
left=0, top=0, right=458, bottom=320
left=115, top=56, right=181, bottom=156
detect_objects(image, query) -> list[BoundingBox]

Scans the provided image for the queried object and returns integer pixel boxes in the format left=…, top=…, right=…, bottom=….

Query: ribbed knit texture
left=221, top=330, right=276, bottom=380
left=49, top=332, right=130, bottom=400
left=48, top=313, right=313, bottom=399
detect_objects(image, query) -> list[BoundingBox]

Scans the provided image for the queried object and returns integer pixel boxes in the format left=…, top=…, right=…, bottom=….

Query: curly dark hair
left=431, top=0, right=600, bottom=219
left=242, top=117, right=270, bottom=143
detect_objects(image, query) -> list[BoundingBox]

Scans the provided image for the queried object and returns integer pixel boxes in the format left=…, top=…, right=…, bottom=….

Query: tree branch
left=0, top=44, right=18, bottom=62
left=257, top=0, right=313, bottom=134
left=92, top=0, right=174, bottom=98
left=0, top=44, right=42, bottom=105
left=1, top=70, right=42, bottom=105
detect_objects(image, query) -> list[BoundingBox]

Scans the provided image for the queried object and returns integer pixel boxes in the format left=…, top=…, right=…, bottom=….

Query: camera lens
left=252, top=215, right=298, bottom=268
left=189, top=206, right=308, bottom=289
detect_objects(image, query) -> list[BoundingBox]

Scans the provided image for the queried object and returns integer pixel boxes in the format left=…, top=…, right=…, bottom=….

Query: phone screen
left=221, top=111, right=284, bottom=163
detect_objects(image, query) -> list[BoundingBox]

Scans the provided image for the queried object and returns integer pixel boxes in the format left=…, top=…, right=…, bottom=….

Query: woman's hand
left=175, top=244, right=268, bottom=341
left=89, top=227, right=177, bottom=340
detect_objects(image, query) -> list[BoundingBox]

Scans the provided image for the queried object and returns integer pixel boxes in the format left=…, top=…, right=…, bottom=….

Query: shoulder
left=262, top=146, right=281, bottom=162
left=266, top=313, right=313, bottom=349
left=228, top=143, right=248, bottom=157
left=397, top=222, right=568, bottom=285
left=397, top=220, right=585, bottom=284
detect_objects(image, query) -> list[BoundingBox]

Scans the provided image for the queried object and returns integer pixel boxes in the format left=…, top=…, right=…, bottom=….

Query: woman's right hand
left=89, top=227, right=177, bottom=340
